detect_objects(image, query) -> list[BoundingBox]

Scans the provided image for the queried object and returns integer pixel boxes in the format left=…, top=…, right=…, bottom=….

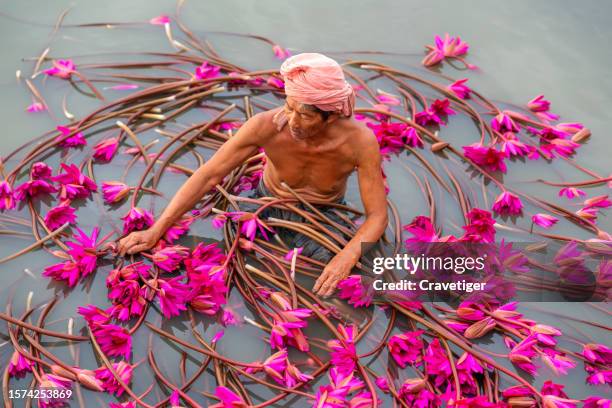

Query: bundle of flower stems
left=0, top=4, right=610, bottom=408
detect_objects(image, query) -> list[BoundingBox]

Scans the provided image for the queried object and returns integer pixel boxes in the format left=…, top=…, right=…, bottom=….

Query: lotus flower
left=121, top=207, right=154, bottom=233
left=388, top=330, right=424, bottom=368
left=51, top=163, right=97, bottom=200
left=44, top=202, right=77, bottom=230
left=92, top=324, right=132, bottom=359
left=194, top=61, right=221, bottom=80
left=210, top=386, right=248, bottom=408
left=156, top=276, right=191, bottom=318
left=102, top=181, right=131, bottom=204
left=31, top=162, right=53, bottom=179
left=44, top=59, right=76, bottom=79
left=558, top=187, right=586, bottom=200
left=422, top=33, right=470, bottom=67
left=463, top=143, right=508, bottom=173
left=532, top=213, right=559, bottom=229
left=94, top=361, right=133, bottom=396
left=14, top=179, right=57, bottom=201
left=0, top=180, right=16, bottom=210
left=56, top=125, right=87, bottom=147
left=448, top=78, right=472, bottom=99
left=152, top=244, right=190, bottom=272
left=93, top=137, right=119, bottom=162
left=337, top=275, right=373, bottom=307
left=492, top=191, right=523, bottom=216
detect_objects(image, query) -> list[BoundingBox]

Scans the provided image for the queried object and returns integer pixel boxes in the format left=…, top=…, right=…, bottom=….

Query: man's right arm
left=118, top=112, right=269, bottom=255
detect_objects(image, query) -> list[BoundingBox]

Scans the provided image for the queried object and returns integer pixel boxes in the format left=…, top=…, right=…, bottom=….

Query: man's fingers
left=321, top=279, right=338, bottom=298
left=127, top=243, right=148, bottom=255
left=313, top=271, right=329, bottom=293
left=119, top=236, right=137, bottom=256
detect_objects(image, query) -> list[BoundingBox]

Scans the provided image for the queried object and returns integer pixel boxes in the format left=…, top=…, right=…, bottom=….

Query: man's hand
left=117, top=228, right=161, bottom=257
left=312, top=252, right=356, bottom=298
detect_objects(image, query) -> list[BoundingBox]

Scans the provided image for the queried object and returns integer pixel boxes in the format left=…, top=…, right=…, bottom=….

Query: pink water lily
left=558, top=187, right=586, bottom=200
left=94, top=361, right=133, bottom=396
left=163, top=217, right=194, bottom=243
left=376, top=92, right=401, bottom=106
left=156, top=276, right=191, bottom=318
left=527, top=94, right=551, bottom=112
left=463, top=143, right=508, bottom=173
left=56, top=125, right=87, bottom=148
left=43, top=259, right=83, bottom=287
left=424, top=338, right=452, bottom=387
left=272, top=44, right=291, bottom=60
left=93, top=137, right=119, bottom=162
left=31, top=162, right=53, bottom=179
left=267, top=76, right=285, bottom=89
left=337, top=275, right=373, bottom=307
left=149, top=14, right=170, bottom=25
left=210, top=386, right=248, bottom=408
left=92, top=323, right=132, bottom=359
left=491, top=112, right=520, bottom=133
left=44, top=59, right=77, bottom=79
left=399, top=378, right=437, bottom=407
left=228, top=211, right=273, bottom=241
left=0, top=180, right=16, bottom=210
left=327, top=324, right=357, bottom=374
left=77, top=304, right=111, bottom=326
left=26, top=101, right=47, bottom=112
left=462, top=208, right=496, bottom=242
left=108, top=279, right=147, bottom=321
left=387, top=330, right=424, bottom=368
left=51, top=163, right=98, bottom=200
left=448, top=78, right=472, bottom=99
left=44, top=202, right=77, bottom=230
left=14, top=178, right=57, bottom=201
left=507, top=335, right=538, bottom=375
left=102, top=181, right=131, bottom=204
left=121, top=206, right=154, bottom=233
left=8, top=351, right=33, bottom=378
left=151, top=244, right=190, bottom=272
left=501, top=132, right=535, bottom=158
left=492, top=191, right=523, bottom=216
left=194, top=61, right=221, bottom=80
left=532, top=213, right=559, bottom=229
left=422, top=33, right=470, bottom=67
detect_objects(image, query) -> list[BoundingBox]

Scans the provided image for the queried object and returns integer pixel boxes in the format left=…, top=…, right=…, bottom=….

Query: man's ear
left=325, top=113, right=341, bottom=124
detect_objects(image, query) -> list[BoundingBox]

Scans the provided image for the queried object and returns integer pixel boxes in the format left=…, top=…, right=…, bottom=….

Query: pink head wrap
left=280, top=53, right=355, bottom=117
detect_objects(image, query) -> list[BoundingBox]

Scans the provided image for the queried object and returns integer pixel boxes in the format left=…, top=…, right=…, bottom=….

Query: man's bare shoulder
left=345, top=118, right=380, bottom=160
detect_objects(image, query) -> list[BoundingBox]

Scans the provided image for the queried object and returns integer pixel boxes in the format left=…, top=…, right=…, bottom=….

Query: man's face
left=283, top=96, right=328, bottom=140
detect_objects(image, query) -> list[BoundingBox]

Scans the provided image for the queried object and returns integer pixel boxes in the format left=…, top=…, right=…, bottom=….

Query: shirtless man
left=118, top=53, right=388, bottom=297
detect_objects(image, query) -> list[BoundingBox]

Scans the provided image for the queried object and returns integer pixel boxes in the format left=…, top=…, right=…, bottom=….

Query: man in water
left=118, top=53, right=388, bottom=297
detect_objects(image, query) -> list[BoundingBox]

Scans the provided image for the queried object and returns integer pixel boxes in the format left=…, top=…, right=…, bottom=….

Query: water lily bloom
left=152, top=244, right=190, bottom=272
left=184, top=242, right=227, bottom=276
left=44, top=59, right=76, bottom=79
left=328, top=324, right=357, bottom=374
left=262, top=348, right=288, bottom=384
left=267, top=76, right=285, bottom=89
left=422, top=33, right=470, bottom=67
left=154, top=276, right=191, bottom=318
left=107, top=262, right=151, bottom=286
left=102, top=181, right=131, bottom=204
left=8, top=351, right=33, bottom=378
left=375, top=377, right=389, bottom=393
left=109, top=402, right=136, bottom=408
left=463, top=143, right=507, bottom=173
left=377, top=92, right=401, bottom=106
left=108, top=280, right=147, bottom=321
left=430, top=98, right=456, bottom=117
left=0, top=180, right=16, bottom=210
left=501, top=133, right=534, bottom=157
left=43, top=259, right=83, bottom=287
left=65, top=226, right=100, bottom=277
left=39, top=373, right=73, bottom=407
left=387, top=330, right=424, bottom=368
left=398, top=378, right=437, bottom=407
left=491, top=112, right=520, bottom=133
left=164, top=217, right=194, bottom=243
left=194, top=61, right=221, bottom=80
left=582, top=396, right=612, bottom=408
left=44, top=202, right=77, bottom=230
left=92, top=324, right=132, bottom=359
left=31, top=162, right=53, bottom=179
left=26, top=101, right=46, bottom=112
left=532, top=213, right=559, bottom=229
left=149, top=14, right=170, bottom=25
left=14, top=179, right=57, bottom=201
left=270, top=307, right=312, bottom=352
left=541, top=348, right=576, bottom=376
left=272, top=44, right=291, bottom=60
left=462, top=208, right=496, bottom=242
left=582, top=343, right=612, bottom=365
left=448, top=78, right=472, bottom=99
left=415, top=108, right=442, bottom=126
left=51, top=163, right=98, bottom=200
left=508, top=335, right=539, bottom=375
left=78, top=304, right=111, bottom=326
left=558, top=187, right=586, bottom=200
left=542, top=138, right=580, bottom=158
left=227, top=211, right=273, bottom=241
left=404, top=127, right=424, bottom=148
left=121, top=206, right=154, bottom=233
left=424, top=338, right=452, bottom=387
left=492, top=191, right=523, bottom=216
left=56, top=125, right=87, bottom=147
left=403, top=215, right=440, bottom=243
left=94, top=361, right=133, bottom=396
left=583, top=195, right=612, bottom=209
left=337, top=275, right=373, bottom=307
left=93, top=137, right=119, bottom=162
left=527, top=94, right=551, bottom=112
left=210, top=386, right=248, bottom=408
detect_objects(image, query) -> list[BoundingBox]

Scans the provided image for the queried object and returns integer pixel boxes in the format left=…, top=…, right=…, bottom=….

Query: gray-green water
left=0, top=0, right=610, bottom=406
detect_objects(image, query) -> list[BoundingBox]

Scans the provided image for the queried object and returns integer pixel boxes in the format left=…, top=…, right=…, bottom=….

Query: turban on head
left=280, top=53, right=355, bottom=117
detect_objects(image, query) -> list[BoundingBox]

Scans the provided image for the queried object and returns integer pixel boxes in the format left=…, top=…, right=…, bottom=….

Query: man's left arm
left=313, top=134, right=388, bottom=297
